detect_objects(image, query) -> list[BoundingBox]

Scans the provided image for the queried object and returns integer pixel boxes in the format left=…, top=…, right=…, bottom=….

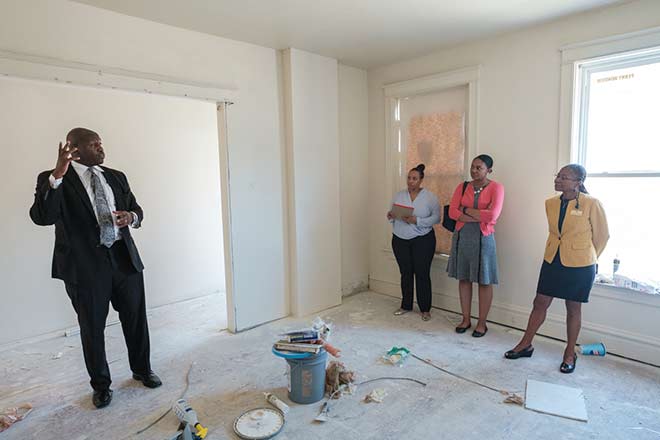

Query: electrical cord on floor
left=318, top=376, right=427, bottom=420
left=134, top=362, right=195, bottom=436
left=357, top=376, right=427, bottom=387
left=410, top=353, right=523, bottom=405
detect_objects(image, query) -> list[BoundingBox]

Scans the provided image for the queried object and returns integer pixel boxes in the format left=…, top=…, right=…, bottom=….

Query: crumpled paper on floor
left=325, top=361, right=356, bottom=398
left=364, top=388, right=387, bottom=403
left=502, top=391, right=524, bottom=406
left=0, top=404, right=33, bottom=432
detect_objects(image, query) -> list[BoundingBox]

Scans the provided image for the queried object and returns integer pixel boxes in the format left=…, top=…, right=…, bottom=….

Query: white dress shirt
left=49, top=161, right=138, bottom=242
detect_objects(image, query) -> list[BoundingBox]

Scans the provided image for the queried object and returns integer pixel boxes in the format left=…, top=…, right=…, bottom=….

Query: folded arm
left=465, top=184, right=504, bottom=223
left=448, top=183, right=465, bottom=221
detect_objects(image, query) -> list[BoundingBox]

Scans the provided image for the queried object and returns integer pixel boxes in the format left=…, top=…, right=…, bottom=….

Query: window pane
left=400, top=87, right=467, bottom=254
left=588, top=176, right=660, bottom=287
left=586, top=61, right=660, bottom=173
left=406, top=112, right=465, bottom=254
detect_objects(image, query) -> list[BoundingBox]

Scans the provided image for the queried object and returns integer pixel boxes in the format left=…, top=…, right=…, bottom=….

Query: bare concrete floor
left=1, top=291, right=659, bottom=440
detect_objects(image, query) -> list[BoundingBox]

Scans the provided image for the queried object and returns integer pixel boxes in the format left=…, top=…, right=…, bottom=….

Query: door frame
left=0, top=49, right=240, bottom=331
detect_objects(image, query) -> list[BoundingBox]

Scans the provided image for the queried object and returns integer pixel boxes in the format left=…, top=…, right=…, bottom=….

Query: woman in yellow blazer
left=505, top=164, right=609, bottom=373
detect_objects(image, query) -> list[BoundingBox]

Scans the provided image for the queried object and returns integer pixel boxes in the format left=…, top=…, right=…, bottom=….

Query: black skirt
left=536, top=251, right=596, bottom=303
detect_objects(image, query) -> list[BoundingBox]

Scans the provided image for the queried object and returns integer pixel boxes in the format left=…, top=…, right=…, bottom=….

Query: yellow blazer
left=543, top=193, right=609, bottom=267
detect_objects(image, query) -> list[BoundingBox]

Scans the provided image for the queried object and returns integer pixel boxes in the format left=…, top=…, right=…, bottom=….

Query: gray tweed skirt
left=446, top=222, right=499, bottom=285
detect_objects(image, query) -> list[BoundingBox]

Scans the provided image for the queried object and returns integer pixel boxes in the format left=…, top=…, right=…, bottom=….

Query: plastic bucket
left=580, top=342, right=606, bottom=356
left=281, top=350, right=327, bottom=404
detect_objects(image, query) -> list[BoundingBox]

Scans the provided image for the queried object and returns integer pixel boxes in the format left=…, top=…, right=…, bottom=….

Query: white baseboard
left=369, top=278, right=660, bottom=366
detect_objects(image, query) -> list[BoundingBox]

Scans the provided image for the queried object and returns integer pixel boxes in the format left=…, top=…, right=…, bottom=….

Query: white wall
left=368, top=0, right=660, bottom=365
left=0, top=76, right=223, bottom=345
left=283, top=49, right=342, bottom=316
left=338, top=64, right=369, bottom=296
left=0, top=0, right=288, bottom=335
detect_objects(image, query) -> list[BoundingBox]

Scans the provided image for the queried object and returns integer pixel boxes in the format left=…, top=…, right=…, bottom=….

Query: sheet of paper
left=391, top=204, right=414, bottom=220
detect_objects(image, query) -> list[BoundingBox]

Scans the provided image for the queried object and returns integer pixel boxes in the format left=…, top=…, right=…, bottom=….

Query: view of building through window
left=578, top=54, right=660, bottom=293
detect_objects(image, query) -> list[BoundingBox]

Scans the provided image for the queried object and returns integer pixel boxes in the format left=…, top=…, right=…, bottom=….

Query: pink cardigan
left=448, top=180, right=504, bottom=237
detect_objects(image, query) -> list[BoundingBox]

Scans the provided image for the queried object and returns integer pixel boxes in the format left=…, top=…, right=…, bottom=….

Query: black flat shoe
left=560, top=355, right=577, bottom=374
left=472, top=326, right=488, bottom=338
left=455, top=324, right=471, bottom=333
left=504, top=345, right=534, bottom=359
left=132, top=371, right=163, bottom=388
left=93, top=389, right=113, bottom=409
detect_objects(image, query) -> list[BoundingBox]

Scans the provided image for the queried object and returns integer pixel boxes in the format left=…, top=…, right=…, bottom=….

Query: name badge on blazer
left=570, top=209, right=583, bottom=216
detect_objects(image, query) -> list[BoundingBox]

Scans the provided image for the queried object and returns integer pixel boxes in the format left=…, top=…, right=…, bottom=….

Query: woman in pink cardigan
left=446, top=155, right=505, bottom=337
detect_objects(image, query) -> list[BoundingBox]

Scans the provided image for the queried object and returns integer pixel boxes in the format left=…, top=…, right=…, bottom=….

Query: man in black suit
left=30, top=128, right=161, bottom=408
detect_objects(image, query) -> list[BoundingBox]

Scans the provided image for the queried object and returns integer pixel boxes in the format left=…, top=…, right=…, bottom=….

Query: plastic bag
left=383, top=346, right=410, bottom=366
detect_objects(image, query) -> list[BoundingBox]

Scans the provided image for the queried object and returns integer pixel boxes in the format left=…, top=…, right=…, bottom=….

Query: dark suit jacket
left=30, top=166, right=145, bottom=287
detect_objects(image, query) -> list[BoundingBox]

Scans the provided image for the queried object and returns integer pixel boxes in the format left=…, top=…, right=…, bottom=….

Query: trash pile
left=325, top=361, right=356, bottom=398
left=0, top=404, right=32, bottom=433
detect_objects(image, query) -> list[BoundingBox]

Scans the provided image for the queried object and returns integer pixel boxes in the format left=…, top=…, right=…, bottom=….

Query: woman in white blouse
left=387, top=164, right=441, bottom=321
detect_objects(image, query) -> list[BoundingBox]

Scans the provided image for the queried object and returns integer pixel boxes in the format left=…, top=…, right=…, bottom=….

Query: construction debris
left=382, top=347, right=410, bottom=366
left=316, top=376, right=426, bottom=422
left=325, top=361, right=356, bottom=398
left=525, top=379, right=587, bottom=422
left=265, top=393, right=290, bottom=415
left=0, top=404, right=33, bottom=433
left=322, top=342, right=341, bottom=357
left=502, top=392, right=525, bottom=405
left=274, top=318, right=342, bottom=357
left=314, top=402, right=330, bottom=423
left=363, top=388, right=387, bottom=403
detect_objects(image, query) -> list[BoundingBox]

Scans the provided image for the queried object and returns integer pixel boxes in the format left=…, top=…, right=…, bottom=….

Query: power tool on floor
left=170, top=398, right=208, bottom=440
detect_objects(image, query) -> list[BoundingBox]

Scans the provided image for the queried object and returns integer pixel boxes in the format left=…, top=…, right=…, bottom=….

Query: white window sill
left=591, top=281, right=660, bottom=308
left=381, top=249, right=660, bottom=307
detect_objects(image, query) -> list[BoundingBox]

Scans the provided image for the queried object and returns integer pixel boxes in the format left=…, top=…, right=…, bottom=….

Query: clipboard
left=391, top=203, right=414, bottom=220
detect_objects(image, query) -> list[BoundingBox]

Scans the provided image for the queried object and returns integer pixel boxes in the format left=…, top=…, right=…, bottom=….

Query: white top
left=390, top=188, right=441, bottom=240
left=49, top=161, right=138, bottom=242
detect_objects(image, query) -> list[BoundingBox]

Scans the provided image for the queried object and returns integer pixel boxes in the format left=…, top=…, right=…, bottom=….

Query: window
left=574, top=47, right=660, bottom=294
left=383, top=66, right=479, bottom=257
left=395, top=87, right=467, bottom=254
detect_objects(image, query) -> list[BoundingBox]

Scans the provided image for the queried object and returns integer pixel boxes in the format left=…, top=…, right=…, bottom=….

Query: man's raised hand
left=53, top=141, right=80, bottom=179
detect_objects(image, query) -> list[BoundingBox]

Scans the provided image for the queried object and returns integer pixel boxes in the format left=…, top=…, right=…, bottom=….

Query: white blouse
left=389, top=188, right=441, bottom=240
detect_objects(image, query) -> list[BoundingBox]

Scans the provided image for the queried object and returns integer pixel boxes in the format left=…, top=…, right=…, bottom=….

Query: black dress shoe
left=560, top=354, right=577, bottom=374
left=93, top=389, right=113, bottom=409
left=504, top=345, right=534, bottom=359
left=455, top=324, right=471, bottom=333
left=472, top=326, right=488, bottom=338
left=132, top=371, right=163, bottom=388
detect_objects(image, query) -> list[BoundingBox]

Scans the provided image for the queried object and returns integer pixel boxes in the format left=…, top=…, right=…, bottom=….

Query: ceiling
left=72, top=0, right=623, bottom=69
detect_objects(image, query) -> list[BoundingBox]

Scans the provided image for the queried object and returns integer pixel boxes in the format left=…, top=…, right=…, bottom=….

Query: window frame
left=559, top=26, right=660, bottom=297
left=382, top=66, right=480, bottom=260
left=575, top=47, right=660, bottom=176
